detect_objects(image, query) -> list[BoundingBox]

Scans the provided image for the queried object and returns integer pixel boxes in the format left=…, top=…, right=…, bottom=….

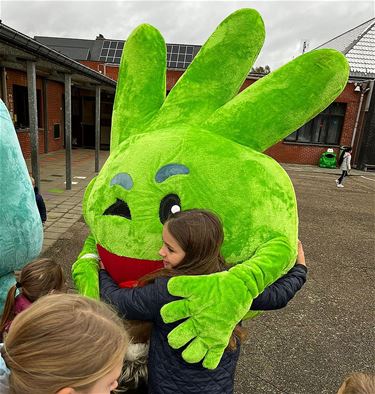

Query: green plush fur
left=72, top=8, right=349, bottom=369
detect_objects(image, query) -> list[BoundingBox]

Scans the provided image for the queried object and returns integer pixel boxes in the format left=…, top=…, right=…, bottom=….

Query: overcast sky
left=0, top=1, right=374, bottom=69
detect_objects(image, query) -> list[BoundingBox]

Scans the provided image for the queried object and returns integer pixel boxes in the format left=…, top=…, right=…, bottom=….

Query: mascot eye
left=103, top=199, right=132, bottom=220
left=159, top=194, right=181, bottom=224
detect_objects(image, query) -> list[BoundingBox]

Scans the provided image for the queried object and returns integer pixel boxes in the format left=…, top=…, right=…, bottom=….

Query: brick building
left=1, top=18, right=373, bottom=172
left=317, top=18, right=375, bottom=170
left=0, top=22, right=116, bottom=189
left=36, top=19, right=374, bottom=168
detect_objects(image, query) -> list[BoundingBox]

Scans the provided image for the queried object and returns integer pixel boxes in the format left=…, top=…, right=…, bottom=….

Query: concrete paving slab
left=48, top=212, right=65, bottom=218
left=63, top=213, right=82, bottom=219
left=47, top=226, right=72, bottom=234
left=53, top=222, right=75, bottom=229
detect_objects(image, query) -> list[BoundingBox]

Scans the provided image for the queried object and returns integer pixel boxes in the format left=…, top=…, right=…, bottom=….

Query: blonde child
left=100, top=209, right=307, bottom=394
left=337, top=373, right=375, bottom=394
left=0, top=258, right=65, bottom=339
left=0, top=293, right=129, bottom=394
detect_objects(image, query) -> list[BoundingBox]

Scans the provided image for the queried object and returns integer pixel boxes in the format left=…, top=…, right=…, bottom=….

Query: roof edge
left=343, top=20, right=375, bottom=54
left=315, top=18, right=375, bottom=51
left=0, top=22, right=116, bottom=87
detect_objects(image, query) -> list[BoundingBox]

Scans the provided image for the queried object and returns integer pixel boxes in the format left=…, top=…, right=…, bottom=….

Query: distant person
left=336, top=147, right=352, bottom=188
left=30, top=176, right=47, bottom=224
left=0, top=293, right=129, bottom=394
left=0, top=258, right=65, bottom=340
left=337, top=372, right=375, bottom=394
left=100, top=209, right=307, bottom=394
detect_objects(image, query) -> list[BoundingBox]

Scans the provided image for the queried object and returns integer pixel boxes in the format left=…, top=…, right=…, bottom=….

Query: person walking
left=336, top=147, right=352, bottom=188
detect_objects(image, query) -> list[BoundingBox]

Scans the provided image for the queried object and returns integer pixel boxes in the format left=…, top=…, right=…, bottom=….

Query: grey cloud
left=1, top=1, right=373, bottom=70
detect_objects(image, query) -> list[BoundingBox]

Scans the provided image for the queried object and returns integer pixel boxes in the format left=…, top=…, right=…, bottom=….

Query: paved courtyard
left=33, top=149, right=374, bottom=394
left=27, top=149, right=110, bottom=253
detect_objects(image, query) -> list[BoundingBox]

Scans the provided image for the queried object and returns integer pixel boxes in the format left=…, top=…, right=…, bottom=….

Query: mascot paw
left=160, top=272, right=252, bottom=369
left=72, top=256, right=100, bottom=299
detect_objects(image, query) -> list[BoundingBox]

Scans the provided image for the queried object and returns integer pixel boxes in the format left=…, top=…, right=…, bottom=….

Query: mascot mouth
left=103, top=199, right=132, bottom=220
left=97, top=244, right=163, bottom=288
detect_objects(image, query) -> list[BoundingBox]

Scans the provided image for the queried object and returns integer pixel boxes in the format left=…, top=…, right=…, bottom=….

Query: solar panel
left=166, top=44, right=197, bottom=69
left=99, top=40, right=124, bottom=64
left=99, top=41, right=200, bottom=68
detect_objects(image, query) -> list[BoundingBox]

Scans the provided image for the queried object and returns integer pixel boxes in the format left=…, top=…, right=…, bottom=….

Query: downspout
left=1, top=67, right=8, bottom=107
left=43, top=78, right=49, bottom=153
left=351, top=83, right=370, bottom=147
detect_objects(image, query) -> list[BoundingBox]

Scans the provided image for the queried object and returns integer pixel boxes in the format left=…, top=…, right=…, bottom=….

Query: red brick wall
left=16, top=130, right=45, bottom=157
left=166, top=70, right=183, bottom=90
left=45, top=80, right=65, bottom=153
left=5, top=68, right=65, bottom=159
left=80, top=61, right=119, bottom=81
left=80, top=60, right=102, bottom=73
left=80, top=60, right=187, bottom=87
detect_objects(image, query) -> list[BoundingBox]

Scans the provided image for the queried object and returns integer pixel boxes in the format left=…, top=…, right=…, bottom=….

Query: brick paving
left=26, top=148, right=109, bottom=253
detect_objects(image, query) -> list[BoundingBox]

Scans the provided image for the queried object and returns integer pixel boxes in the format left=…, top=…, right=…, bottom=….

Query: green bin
left=319, top=150, right=337, bottom=168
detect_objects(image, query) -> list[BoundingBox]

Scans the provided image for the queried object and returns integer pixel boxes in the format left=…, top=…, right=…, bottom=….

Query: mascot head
left=0, top=100, right=43, bottom=308
left=82, top=9, right=348, bottom=285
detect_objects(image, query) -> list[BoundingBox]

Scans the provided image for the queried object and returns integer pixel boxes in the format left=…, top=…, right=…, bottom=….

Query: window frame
left=284, top=102, right=346, bottom=146
left=13, top=84, right=43, bottom=130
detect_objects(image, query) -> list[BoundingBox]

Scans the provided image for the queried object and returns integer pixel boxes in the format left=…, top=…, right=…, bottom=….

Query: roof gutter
left=0, top=22, right=116, bottom=87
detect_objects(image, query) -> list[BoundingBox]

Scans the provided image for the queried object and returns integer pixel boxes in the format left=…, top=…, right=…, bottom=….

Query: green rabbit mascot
left=72, top=9, right=348, bottom=369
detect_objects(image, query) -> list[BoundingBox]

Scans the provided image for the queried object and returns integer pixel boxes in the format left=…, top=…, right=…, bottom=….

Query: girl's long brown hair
left=0, top=258, right=65, bottom=335
left=141, top=209, right=246, bottom=350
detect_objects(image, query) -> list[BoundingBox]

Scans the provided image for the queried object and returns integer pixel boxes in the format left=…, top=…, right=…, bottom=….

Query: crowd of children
left=0, top=208, right=373, bottom=393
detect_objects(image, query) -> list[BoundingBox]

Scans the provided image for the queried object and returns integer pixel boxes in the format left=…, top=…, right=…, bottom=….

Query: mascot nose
left=103, top=199, right=132, bottom=220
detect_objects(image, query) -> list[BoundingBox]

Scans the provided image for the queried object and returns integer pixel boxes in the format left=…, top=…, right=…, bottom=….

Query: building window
left=285, top=102, right=346, bottom=145
left=53, top=124, right=61, bottom=139
left=13, top=85, right=42, bottom=129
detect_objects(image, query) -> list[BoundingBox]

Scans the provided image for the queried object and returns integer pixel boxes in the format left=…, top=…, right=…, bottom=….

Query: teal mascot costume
left=73, top=9, right=348, bottom=368
left=0, top=100, right=43, bottom=312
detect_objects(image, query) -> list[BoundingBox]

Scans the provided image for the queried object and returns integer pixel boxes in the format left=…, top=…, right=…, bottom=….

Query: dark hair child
left=99, top=209, right=307, bottom=394
left=336, top=147, right=352, bottom=188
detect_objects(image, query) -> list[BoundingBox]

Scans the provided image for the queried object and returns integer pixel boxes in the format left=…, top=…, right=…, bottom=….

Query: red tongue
left=97, top=244, right=163, bottom=288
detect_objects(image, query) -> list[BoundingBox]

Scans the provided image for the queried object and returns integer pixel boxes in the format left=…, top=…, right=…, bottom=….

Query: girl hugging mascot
left=72, top=8, right=348, bottom=371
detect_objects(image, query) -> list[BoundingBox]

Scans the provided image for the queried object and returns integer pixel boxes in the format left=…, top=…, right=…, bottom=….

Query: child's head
left=337, top=373, right=375, bottom=394
left=0, top=258, right=66, bottom=334
left=2, top=293, right=129, bottom=394
left=159, top=209, right=226, bottom=275
left=17, top=258, right=65, bottom=301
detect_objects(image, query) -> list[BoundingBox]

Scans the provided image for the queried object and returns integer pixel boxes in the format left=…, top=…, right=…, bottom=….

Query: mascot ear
left=110, top=24, right=166, bottom=152
left=147, top=8, right=265, bottom=131
left=203, top=49, right=349, bottom=151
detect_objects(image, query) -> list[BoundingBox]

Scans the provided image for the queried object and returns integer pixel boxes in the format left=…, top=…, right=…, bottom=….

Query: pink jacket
left=3, top=294, right=32, bottom=333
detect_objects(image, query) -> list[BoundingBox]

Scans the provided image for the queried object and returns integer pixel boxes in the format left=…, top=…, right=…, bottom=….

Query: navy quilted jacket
left=99, top=265, right=307, bottom=394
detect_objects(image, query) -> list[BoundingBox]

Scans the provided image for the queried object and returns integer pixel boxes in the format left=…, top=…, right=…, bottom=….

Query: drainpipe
left=43, top=78, right=48, bottom=153
left=351, top=82, right=370, bottom=147
left=1, top=67, right=7, bottom=106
